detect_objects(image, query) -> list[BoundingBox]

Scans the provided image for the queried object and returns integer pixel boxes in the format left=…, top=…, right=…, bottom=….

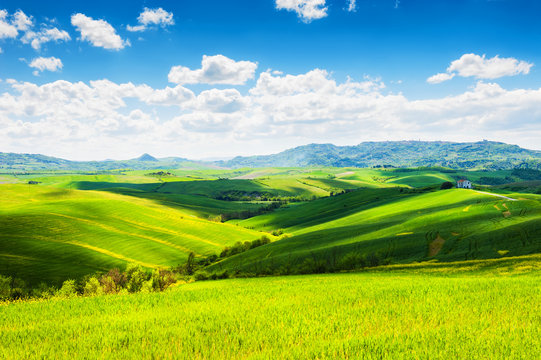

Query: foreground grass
left=1, top=271, right=540, bottom=359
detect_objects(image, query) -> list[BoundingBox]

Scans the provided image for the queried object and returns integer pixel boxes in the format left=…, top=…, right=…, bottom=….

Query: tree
left=125, top=264, right=146, bottom=293
left=185, top=252, right=195, bottom=275
left=56, top=279, right=78, bottom=298
left=440, top=181, right=454, bottom=190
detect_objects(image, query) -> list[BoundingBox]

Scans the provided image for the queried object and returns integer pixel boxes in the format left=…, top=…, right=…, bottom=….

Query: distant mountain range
left=216, top=141, right=541, bottom=170
left=1, top=141, right=540, bottom=171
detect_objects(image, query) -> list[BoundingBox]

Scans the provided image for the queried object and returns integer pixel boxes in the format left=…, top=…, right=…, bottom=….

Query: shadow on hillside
left=68, top=180, right=279, bottom=218
left=214, top=198, right=541, bottom=272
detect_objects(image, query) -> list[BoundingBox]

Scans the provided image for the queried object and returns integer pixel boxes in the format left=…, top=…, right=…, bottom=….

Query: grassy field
left=215, top=188, right=541, bottom=274
left=1, top=167, right=540, bottom=284
left=1, top=266, right=540, bottom=359
left=0, top=184, right=266, bottom=285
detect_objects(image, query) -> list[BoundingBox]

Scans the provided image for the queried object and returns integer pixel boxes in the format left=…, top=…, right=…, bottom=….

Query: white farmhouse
left=457, top=179, right=472, bottom=189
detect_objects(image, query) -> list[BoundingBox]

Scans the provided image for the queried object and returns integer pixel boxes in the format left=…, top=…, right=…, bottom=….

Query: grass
left=0, top=184, right=266, bottom=285
left=1, top=168, right=540, bottom=358
left=1, top=268, right=539, bottom=359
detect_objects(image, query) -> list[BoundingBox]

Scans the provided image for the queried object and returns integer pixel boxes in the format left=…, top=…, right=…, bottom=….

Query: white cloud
left=29, top=56, right=63, bottom=73
left=347, top=0, right=357, bottom=12
left=22, top=27, right=71, bottom=50
left=191, top=89, right=248, bottom=113
left=71, top=13, right=129, bottom=50
left=168, top=55, right=258, bottom=85
left=275, top=0, right=328, bottom=22
left=428, top=53, right=533, bottom=83
left=127, top=7, right=174, bottom=32
left=12, top=10, right=33, bottom=31
left=0, top=9, right=19, bottom=39
left=2, top=67, right=541, bottom=159
left=449, top=54, right=533, bottom=79
left=0, top=9, right=70, bottom=51
left=426, top=72, right=455, bottom=84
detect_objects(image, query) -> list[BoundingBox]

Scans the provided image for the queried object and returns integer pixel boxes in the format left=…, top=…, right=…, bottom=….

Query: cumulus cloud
left=275, top=0, right=328, bottom=22
left=168, top=55, right=258, bottom=85
left=12, top=10, right=33, bottom=31
left=2, top=65, right=541, bottom=159
left=22, top=27, right=71, bottom=50
left=71, top=13, right=129, bottom=50
left=0, top=9, right=21, bottom=39
left=428, top=53, right=533, bottom=83
left=426, top=72, right=455, bottom=84
left=29, top=56, right=63, bottom=74
left=127, top=7, right=174, bottom=32
left=347, top=0, right=356, bottom=12
left=0, top=10, right=70, bottom=50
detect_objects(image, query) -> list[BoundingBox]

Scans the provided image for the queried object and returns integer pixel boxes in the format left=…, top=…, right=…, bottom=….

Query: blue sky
left=1, top=0, right=540, bottom=160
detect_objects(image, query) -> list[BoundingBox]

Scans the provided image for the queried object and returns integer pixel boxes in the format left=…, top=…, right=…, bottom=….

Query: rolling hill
left=210, top=188, right=541, bottom=274
left=0, top=184, right=267, bottom=285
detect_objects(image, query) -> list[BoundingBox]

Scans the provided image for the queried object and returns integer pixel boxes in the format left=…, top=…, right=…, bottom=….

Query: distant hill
left=0, top=152, right=193, bottom=171
left=217, top=141, right=541, bottom=170
left=135, top=153, right=158, bottom=162
left=2, top=140, right=541, bottom=171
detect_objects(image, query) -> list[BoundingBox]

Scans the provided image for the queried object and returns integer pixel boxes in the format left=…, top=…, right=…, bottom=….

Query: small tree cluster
left=0, top=264, right=178, bottom=302
left=220, top=236, right=271, bottom=258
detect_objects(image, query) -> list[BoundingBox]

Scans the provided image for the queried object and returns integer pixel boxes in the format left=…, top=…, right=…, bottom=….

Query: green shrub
left=83, top=277, right=103, bottom=296
left=56, top=280, right=78, bottom=298
left=0, top=275, right=11, bottom=300
left=10, top=278, right=28, bottom=299
left=125, top=264, right=147, bottom=293
left=338, top=252, right=364, bottom=270
left=440, top=181, right=453, bottom=190
left=194, top=271, right=210, bottom=281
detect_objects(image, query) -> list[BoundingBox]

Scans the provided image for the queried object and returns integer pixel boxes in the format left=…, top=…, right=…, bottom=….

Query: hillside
left=0, top=184, right=266, bottom=285
left=210, top=188, right=541, bottom=274
left=218, top=140, right=541, bottom=169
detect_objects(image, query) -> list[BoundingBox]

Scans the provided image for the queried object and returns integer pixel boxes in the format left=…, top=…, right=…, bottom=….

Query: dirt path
left=473, top=190, right=518, bottom=201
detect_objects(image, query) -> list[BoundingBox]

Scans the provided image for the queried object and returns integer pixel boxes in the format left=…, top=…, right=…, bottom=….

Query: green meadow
left=1, top=167, right=541, bottom=284
left=1, top=268, right=540, bottom=359
left=0, top=183, right=265, bottom=285
left=1, top=166, right=540, bottom=358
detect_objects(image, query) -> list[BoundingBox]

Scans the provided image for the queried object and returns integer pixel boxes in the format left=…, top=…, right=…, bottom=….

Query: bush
left=299, top=258, right=328, bottom=274
left=337, top=252, right=365, bottom=270
left=32, top=282, right=55, bottom=299
left=83, top=277, right=103, bottom=296
left=150, top=269, right=176, bottom=292
left=10, top=278, right=28, bottom=299
left=0, top=275, right=11, bottom=300
left=440, top=181, right=454, bottom=190
left=99, top=268, right=127, bottom=294
left=56, top=279, right=78, bottom=298
left=125, top=264, right=147, bottom=293
left=194, top=271, right=209, bottom=281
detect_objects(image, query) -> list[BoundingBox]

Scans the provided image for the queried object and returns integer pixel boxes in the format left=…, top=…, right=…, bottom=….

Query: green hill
left=0, top=184, right=266, bottom=285
left=210, top=188, right=541, bottom=274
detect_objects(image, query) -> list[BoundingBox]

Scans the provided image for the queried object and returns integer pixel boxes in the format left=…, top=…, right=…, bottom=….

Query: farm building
left=456, top=179, right=472, bottom=189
